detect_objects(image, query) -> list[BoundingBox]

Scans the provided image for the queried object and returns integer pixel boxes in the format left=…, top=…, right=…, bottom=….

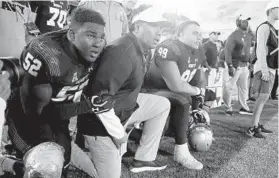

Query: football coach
left=77, top=7, right=171, bottom=178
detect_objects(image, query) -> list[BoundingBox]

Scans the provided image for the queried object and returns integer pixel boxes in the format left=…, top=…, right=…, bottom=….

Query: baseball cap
left=209, top=31, right=221, bottom=36
left=265, top=0, right=279, bottom=12
left=131, top=6, right=170, bottom=27
left=237, top=14, right=251, bottom=21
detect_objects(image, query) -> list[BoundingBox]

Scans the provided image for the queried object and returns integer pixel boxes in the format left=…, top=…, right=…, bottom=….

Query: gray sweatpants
left=223, top=65, right=250, bottom=111
left=84, top=93, right=170, bottom=178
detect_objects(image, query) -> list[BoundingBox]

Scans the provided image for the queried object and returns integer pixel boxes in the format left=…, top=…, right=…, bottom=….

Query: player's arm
left=85, top=47, right=133, bottom=145
left=154, top=46, right=202, bottom=96
left=224, top=34, right=236, bottom=67
left=89, top=47, right=133, bottom=110
left=19, top=44, right=52, bottom=119
left=256, top=24, right=270, bottom=79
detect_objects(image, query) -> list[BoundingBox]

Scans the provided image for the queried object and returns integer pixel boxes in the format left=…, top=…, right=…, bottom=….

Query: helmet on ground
left=23, top=142, right=65, bottom=178
left=188, top=109, right=213, bottom=152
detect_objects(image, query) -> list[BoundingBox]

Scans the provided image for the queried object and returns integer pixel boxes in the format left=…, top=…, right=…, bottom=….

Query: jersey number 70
left=47, top=7, right=67, bottom=28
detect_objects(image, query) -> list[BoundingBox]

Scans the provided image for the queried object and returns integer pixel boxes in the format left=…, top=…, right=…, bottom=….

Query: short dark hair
left=71, top=7, right=106, bottom=26
left=266, top=9, right=271, bottom=16
left=177, top=20, right=200, bottom=36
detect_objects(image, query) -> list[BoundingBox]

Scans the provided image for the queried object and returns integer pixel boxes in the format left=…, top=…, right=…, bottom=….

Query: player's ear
left=67, top=29, right=75, bottom=42
left=132, top=22, right=141, bottom=34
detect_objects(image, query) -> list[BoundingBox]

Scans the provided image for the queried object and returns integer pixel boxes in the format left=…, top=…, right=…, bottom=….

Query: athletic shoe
left=247, top=97, right=256, bottom=103
left=173, top=144, right=203, bottom=170
left=248, top=97, right=256, bottom=102
left=246, top=127, right=265, bottom=138
left=130, top=160, right=167, bottom=173
left=258, top=124, right=273, bottom=133
left=225, top=111, right=234, bottom=116
left=239, top=108, right=253, bottom=115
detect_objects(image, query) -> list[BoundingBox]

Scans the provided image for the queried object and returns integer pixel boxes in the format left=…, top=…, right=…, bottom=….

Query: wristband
left=195, top=87, right=201, bottom=95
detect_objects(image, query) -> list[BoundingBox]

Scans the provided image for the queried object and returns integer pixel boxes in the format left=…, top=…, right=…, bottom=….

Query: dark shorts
left=252, top=71, right=275, bottom=94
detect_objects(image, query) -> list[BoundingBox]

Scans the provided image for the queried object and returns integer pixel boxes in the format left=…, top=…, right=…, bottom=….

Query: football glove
left=191, top=88, right=205, bottom=110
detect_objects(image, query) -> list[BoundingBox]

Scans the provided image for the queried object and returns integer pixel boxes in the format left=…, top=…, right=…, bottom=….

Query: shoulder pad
left=26, top=39, right=61, bottom=76
left=158, top=39, right=181, bottom=56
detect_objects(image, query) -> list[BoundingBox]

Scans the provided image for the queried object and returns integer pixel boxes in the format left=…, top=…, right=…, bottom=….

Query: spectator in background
left=219, top=40, right=226, bottom=68
left=223, top=15, right=253, bottom=116
left=247, top=1, right=278, bottom=138
left=78, top=0, right=134, bottom=45
left=203, top=31, right=221, bottom=69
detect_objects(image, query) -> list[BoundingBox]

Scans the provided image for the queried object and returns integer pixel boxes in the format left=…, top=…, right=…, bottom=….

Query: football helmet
left=188, top=109, right=213, bottom=152
left=23, top=142, right=65, bottom=178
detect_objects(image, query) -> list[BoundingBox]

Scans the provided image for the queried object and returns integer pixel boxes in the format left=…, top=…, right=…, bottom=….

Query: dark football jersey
left=31, top=1, right=68, bottom=34
left=20, top=29, right=93, bottom=104
left=7, top=30, right=94, bottom=159
left=145, top=39, right=204, bottom=89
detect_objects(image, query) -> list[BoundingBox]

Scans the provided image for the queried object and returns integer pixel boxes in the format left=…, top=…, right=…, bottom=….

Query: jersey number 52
left=23, top=53, right=42, bottom=77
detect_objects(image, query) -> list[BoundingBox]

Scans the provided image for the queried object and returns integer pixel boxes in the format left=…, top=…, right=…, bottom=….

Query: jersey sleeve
left=20, top=40, right=55, bottom=85
left=154, top=40, right=180, bottom=63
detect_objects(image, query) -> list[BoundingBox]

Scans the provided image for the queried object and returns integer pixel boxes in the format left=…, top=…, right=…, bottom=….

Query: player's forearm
left=224, top=38, right=234, bottom=66
left=256, top=46, right=269, bottom=73
left=224, top=49, right=233, bottom=66
left=168, top=81, right=200, bottom=96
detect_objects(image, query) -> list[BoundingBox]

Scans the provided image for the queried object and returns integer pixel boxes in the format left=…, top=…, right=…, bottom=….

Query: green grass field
left=1, top=100, right=278, bottom=178
left=121, top=100, right=278, bottom=178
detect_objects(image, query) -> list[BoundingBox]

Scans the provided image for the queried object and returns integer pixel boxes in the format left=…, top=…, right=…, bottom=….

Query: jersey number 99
left=181, top=69, right=197, bottom=82
left=158, top=47, right=168, bottom=59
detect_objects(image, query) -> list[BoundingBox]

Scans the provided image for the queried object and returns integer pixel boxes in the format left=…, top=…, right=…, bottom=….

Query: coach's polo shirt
left=78, top=33, right=150, bottom=136
left=203, top=40, right=218, bottom=68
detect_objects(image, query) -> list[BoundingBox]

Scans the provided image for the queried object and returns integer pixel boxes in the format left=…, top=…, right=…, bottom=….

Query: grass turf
left=1, top=100, right=277, bottom=178
left=121, top=100, right=278, bottom=178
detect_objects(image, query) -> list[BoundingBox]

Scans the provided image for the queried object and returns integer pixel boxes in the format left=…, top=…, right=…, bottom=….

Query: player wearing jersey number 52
left=77, top=7, right=171, bottom=178
left=6, top=8, right=105, bottom=177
